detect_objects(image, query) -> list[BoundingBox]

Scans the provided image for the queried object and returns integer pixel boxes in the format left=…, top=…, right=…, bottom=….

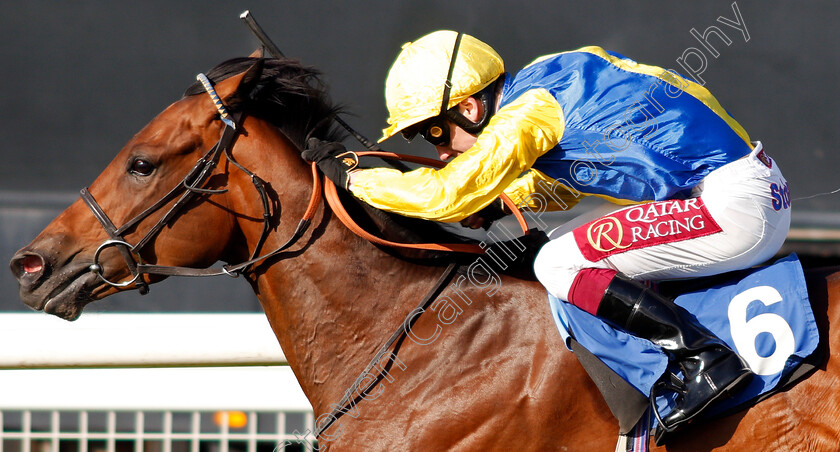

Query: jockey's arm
left=503, top=168, right=584, bottom=213
left=349, top=89, right=565, bottom=222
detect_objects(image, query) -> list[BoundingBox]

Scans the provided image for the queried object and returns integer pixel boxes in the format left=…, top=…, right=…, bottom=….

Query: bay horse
left=9, top=57, right=840, bottom=451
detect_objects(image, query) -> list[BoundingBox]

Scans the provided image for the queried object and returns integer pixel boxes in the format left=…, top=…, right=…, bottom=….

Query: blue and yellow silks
left=351, top=46, right=753, bottom=222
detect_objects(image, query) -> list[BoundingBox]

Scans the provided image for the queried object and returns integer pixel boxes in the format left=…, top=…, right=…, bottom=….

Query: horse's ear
left=214, top=59, right=265, bottom=104
left=236, top=58, right=265, bottom=101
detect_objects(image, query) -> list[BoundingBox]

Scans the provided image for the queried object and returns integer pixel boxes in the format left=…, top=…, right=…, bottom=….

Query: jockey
left=302, top=30, right=791, bottom=432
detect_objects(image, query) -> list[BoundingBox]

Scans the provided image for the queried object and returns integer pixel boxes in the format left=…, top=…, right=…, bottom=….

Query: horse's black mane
left=184, top=57, right=516, bottom=268
left=184, top=56, right=345, bottom=148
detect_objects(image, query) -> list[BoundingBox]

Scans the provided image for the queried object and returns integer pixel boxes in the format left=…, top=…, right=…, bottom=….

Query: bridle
left=81, top=72, right=529, bottom=295
left=80, top=73, right=320, bottom=294
left=81, top=65, right=536, bottom=441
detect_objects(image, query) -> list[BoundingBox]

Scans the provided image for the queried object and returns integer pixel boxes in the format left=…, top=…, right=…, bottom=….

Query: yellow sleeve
left=503, top=168, right=584, bottom=212
left=350, top=88, right=565, bottom=222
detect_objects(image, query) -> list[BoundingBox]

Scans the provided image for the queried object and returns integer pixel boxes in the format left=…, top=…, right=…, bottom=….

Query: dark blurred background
left=1, top=1, right=838, bottom=313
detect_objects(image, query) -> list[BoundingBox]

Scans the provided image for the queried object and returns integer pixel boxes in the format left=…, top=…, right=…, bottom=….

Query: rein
left=324, top=150, right=530, bottom=254
left=82, top=136, right=322, bottom=289
left=81, top=109, right=531, bottom=290
left=81, top=107, right=239, bottom=292
left=81, top=73, right=324, bottom=290
left=314, top=158, right=532, bottom=438
left=80, top=72, right=535, bottom=443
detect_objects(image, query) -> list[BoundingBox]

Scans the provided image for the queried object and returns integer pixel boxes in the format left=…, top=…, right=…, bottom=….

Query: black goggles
left=400, top=116, right=451, bottom=147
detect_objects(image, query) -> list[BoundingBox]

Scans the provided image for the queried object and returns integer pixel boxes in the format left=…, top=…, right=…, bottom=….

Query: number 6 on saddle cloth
left=547, top=253, right=819, bottom=433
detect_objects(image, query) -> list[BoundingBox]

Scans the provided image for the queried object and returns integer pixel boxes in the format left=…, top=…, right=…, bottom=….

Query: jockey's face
left=434, top=96, right=481, bottom=161
left=434, top=122, right=477, bottom=161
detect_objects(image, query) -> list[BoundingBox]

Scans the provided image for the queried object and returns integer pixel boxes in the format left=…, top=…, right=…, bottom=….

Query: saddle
left=552, top=254, right=822, bottom=447
left=325, top=154, right=821, bottom=446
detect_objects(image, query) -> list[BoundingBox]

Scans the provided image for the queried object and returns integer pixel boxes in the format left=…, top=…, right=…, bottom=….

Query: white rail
left=0, top=314, right=315, bottom=452
left=0, top=313, right=286, bottom=368
left=0, top=367, right=310, bottom=411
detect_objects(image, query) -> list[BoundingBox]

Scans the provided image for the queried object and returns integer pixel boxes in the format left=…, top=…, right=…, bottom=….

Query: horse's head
left=9, top=57, right=341, bottom=320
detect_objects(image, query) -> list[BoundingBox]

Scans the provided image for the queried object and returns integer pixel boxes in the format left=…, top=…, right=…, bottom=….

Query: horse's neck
left=231, top=122, right=550, bottom=420
left=230, top=125, right=446, bottom=412
left=253, top=217, right=445, bottom=413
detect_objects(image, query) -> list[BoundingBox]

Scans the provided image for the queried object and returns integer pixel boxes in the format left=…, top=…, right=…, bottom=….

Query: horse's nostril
left=21, top=255, right=44, bottom=274
left=11, top=253, right=46, bottom=281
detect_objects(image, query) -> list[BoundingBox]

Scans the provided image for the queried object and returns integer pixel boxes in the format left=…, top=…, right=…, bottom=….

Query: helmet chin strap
left=420, top=31, right=499, bottom=142
left=444, top=79, right=499, bottom=134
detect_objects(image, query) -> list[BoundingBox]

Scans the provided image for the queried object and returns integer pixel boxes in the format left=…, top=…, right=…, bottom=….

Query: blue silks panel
left=547, top=254, right=819, bottom=414
left=501, top=49, right=753, bottom=203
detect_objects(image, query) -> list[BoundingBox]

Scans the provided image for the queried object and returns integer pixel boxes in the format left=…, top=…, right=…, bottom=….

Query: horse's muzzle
left=9, top=244, right=97, bottom=320
left=9, top=252, right=46, bottom=291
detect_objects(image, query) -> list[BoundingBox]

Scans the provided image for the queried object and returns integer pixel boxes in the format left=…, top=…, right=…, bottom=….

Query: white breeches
left=534, top=142, right=791, bottom=301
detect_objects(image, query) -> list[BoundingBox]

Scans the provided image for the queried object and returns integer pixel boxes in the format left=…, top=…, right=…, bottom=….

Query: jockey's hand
left=460, top=199, right=509, bottom=230
left=302, top=138, right=357, bottom=189
left=459, top=213, right=487, bottom=229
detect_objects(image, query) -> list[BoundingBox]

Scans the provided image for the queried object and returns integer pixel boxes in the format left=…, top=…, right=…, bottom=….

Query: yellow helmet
left=379, top=30, right=504, bottom=142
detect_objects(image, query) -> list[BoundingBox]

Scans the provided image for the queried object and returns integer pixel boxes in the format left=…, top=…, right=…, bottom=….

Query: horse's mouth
left=23, top=266, right=99, bottom=321
left=43, top=272, right=98, bottom=320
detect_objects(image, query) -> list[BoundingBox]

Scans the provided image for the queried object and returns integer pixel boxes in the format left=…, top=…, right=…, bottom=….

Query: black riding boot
left=595, top=274, right=753, bottom=434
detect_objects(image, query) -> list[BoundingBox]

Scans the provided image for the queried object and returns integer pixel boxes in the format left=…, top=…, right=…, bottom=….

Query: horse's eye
left=129, top=158, right=155, bottom=176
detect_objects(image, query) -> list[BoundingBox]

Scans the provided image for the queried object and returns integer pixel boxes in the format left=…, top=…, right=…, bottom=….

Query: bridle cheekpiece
left=81, top=72, right=320, bottom=294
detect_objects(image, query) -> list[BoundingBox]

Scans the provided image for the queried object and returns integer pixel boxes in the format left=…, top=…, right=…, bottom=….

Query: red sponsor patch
left=573, top=198, right=723, bottom=262
left=756, top=148, right=772, bottom=168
